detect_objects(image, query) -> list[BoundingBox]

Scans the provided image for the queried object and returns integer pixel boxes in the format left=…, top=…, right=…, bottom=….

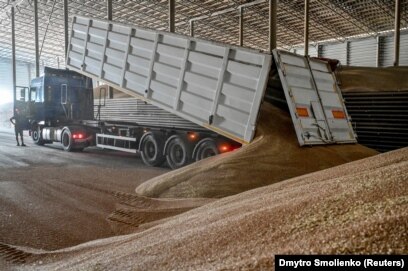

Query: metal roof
left=0, top=0, right=407, bottom=68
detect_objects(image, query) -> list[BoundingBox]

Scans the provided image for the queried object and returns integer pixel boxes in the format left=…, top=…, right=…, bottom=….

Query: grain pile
left=9, top=147, right=408, bottom=271
left=336, top=66, right=408, bottom=92
left=136, top=103, right=377, bottom=198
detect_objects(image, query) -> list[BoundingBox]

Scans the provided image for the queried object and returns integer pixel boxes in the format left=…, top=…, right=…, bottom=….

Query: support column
left=64, top=0, right=69, bottom=61
left=393, top=0, right=401, bottom=66
left=189, top=20, right=194, bottom=37
left=107, top=0, right=113, bottom=97
left=28, top=63, right=32, bottom=83
left=376, top=36, right=381, bottom=67
left=304, top=0, right=309, bottom=56
left=239, top=7, right=244, bottom=46
left=269, top=0, right=277, bottom=52
left=11, top=5, right=16, bottom=109
left=346, top=41, right=351, bottom=65
left=169, top=0, right=175, bottom=32
left=107, top=0, right=112, bottom=20
left=34, top=0, right=40, bottom=77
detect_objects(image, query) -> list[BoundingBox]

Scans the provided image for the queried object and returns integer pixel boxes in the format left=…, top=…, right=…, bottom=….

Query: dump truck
left=16, top=16, right=357, bottom=169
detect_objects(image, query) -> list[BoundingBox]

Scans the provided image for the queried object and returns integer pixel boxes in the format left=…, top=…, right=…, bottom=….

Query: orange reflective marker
left=332, top=110, right=346, bottom=119
left=296, top=107, right=309, bottom=117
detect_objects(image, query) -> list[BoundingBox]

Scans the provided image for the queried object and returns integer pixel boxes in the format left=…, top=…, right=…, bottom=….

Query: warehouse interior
left=0, top=0, right=407, bottom=270
left=1, top=0, right=408, bottom=68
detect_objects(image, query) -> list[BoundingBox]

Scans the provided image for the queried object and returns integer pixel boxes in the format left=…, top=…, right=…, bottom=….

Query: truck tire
left=140, top=133, right=165, bottom=167
left=61, top=129, right=74, bottom=152
left=193, top=138, right=219, bottom=161
left=31, top=126, right=45, bottom=145
left=165, top=135, right=192, bottom=169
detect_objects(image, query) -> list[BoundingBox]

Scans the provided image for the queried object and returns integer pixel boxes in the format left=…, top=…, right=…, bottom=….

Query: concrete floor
left=0, top=127, right=169, bottom=250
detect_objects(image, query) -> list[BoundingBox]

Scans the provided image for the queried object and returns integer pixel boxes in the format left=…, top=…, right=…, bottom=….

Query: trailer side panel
left=67, top=16, right=272, bottom=144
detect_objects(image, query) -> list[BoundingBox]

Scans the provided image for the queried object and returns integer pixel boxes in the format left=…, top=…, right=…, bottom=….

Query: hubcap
left=63, top=134, right=69, bottom=147
left=145, top=141, right=156, bottom=160
left=171, top=144, right=184, bottom=164
left=202, top=148, right=216, bottom=158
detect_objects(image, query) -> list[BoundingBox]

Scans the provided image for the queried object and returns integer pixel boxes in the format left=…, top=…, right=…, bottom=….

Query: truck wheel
left=32, top=126, right=44, bottom=145
left=61, top=129, right=74, bottom=152
left=194, top=138, right=219, bottom=161
left=140, top=133, right=165, bottom=167
left=165, top=135, right=192, bottom=169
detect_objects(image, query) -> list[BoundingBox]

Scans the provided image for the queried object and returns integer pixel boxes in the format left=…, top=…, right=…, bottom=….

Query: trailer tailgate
left=272, top=50, right=357, bottom=145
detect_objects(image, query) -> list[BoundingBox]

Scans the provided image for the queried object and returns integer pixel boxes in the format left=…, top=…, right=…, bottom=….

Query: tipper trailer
left=15, top=16, right=357, bottom=169
left=16, top=67, right=240, bottom=169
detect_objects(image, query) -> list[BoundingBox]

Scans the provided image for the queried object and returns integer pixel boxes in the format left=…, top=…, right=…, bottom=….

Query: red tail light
left=73, top=133, right=84, bottom=139
left=219, top=144, right=230, bottom=153
left=188, top=132, right=198, bottom=141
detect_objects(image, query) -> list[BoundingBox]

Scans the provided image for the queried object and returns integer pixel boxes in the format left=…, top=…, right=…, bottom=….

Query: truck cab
left=15, top=67, right=95, bottom=149
left=27, top=67, right=94, bottom=126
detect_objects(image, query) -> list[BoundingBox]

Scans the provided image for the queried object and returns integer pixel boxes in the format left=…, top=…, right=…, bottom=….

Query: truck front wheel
left=32, top=126, right=45, bottom=145
left=140, top=133, right=165, bottom=167
left=165, top=135, right=192, bottom=169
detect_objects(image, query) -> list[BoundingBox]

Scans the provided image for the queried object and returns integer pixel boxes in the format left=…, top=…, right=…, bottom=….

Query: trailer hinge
left=209, top=115, right=214, bottom=125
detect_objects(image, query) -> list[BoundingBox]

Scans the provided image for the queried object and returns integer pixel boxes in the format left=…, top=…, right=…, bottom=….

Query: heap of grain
left=336, top=66, right=408, bottom=92
left=12, top=147, right=408, bottom=270
left=136, top=102, right=377, bottom=198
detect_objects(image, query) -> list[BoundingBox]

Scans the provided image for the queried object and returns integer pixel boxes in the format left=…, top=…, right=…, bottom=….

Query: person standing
left=10, top=108, right=26, bottom=146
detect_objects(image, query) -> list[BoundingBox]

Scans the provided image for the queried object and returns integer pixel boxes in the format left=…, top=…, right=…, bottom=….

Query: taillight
left=73, top=133, right=84, bottom=139
left=219, top=144, right=230, bottom=153
left=188, top=132, right=198, bottom=141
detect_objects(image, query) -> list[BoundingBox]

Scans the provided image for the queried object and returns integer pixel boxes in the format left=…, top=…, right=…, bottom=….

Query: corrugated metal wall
left=348, top=38, right=378, bottom=67
left=321, top=42, right=348, bottom=64
left=380, top=34, right=408, bottom=66
left=292, top=45, right=318, bottom=57
left=0, top=58, right=36, bottom=103
left=294, top=31, right=408, bottom=67
left=0, top=60, right=12, bottom=91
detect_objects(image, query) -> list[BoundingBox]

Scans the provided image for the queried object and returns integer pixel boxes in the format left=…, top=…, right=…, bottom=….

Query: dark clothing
left=10, top=111, right=25, bottom=145
left=10, top=114, right=24, bottom=131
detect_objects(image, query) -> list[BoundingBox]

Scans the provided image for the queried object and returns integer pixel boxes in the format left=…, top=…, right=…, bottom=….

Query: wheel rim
left=170, top=144, right=184, bottom=165
left=202, top=148, right=216, bottom=158
left=144, top=140, right=156, bottom=160
left=32, top=130, right=39, bottom=141
left=62, top=133, right=70, bottom=147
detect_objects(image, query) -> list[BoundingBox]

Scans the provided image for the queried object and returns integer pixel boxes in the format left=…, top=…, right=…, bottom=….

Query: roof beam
left=323, top=0, right=378, bottom=37
left=187, top=0, right=266, bottom=23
